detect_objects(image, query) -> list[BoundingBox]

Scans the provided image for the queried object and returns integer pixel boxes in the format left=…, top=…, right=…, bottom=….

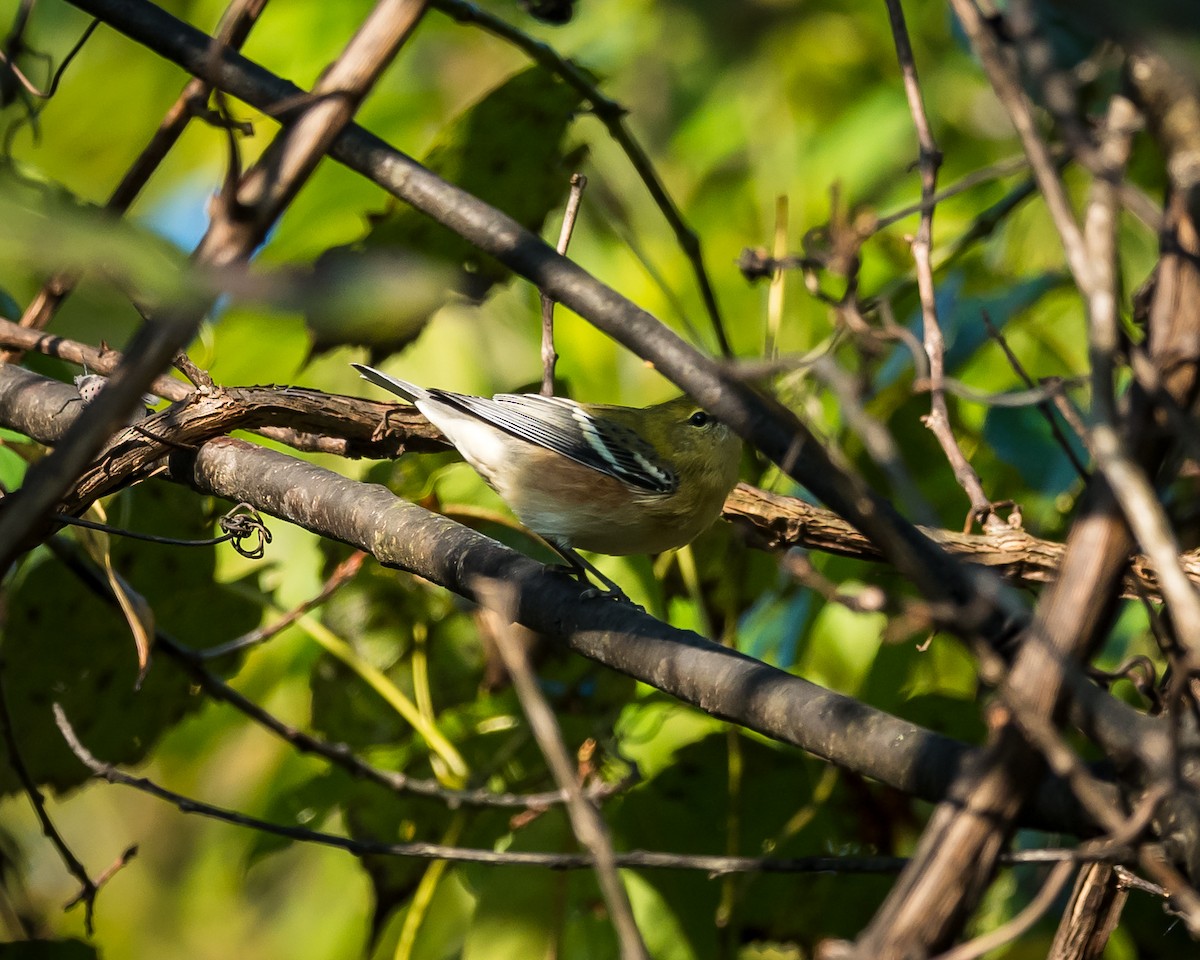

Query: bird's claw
left=578, top=583, right=644, bottom=610
left=551, top=563, right=642, bottom=609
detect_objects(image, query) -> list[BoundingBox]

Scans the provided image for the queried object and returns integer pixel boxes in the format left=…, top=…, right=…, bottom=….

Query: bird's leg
left=545, top=540, right=638, bottom=606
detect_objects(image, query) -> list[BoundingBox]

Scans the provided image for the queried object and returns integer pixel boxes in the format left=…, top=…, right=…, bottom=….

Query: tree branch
left=64, top=0, right=1036, bottom=659
left=0, top=364, right=1101, bottom=834
left=0, top=0, right=271, bottom=364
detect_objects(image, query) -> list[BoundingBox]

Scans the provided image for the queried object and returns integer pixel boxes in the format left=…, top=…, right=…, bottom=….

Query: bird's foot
left=549, top=555, right=642, bottom=610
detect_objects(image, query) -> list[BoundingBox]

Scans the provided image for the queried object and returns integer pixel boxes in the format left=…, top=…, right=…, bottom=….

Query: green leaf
left=0, top=163, right=192, bottom=309
left=0, top=483, right=260, bottom=795
left=461, top=811, right=613, bottom=960
left=313, top=66, right=588, bottom=356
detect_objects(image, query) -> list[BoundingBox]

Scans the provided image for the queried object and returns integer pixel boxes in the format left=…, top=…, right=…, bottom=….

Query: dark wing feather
left=436, top=391, right=677, bottom=493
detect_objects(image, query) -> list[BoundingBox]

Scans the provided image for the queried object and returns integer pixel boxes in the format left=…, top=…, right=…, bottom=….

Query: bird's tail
left=352, top=363, right=427, bottom=405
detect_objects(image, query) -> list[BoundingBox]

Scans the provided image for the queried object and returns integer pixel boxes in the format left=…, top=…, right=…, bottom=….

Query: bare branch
left=478, top=580, right=647, bottom=959
left=540, top=172, right=587, bottom=396
left=64, top=0, right=1037, bottom=659
left=887, top=0, right=999, bottom=529
left=0, top=0, right=271, bottom=364
left=48, top=701, right=1131, bottom=877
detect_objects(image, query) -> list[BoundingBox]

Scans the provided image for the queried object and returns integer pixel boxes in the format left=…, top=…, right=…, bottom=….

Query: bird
left=352, top=363, right=742, bottom=597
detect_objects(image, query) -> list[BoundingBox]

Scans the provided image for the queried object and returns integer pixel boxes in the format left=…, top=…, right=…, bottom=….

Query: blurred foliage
left=0, top=0, right=1193, bottom=957
left=313, top=65, right=588, bottom=357
left=2, top=483, right=258, bottom=794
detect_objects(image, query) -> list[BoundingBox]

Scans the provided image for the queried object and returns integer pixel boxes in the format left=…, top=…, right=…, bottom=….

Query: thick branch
left=0, top=0, right=425, bottom=575
left=65, top=0, right=1033, bottom=656
left=727, top=470, right=1200, bottom=605
left=2, top=332, right=1189, bottom=603
left=0, top=365, right=1100, bottom=834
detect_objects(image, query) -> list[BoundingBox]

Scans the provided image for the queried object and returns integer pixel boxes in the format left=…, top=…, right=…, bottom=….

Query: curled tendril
left=218, top=503, right=272, bottom=559
left=1089, top=655, right=1162, bottom=713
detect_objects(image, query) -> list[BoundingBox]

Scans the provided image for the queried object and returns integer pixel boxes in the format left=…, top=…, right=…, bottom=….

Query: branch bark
left=0, top=364, right=1101, bottom=835
left=0, top=0, right=426, bottom=576
left=63, top=0, right=1035, bottom=659
left=846, top=38, right=1200, bottom=958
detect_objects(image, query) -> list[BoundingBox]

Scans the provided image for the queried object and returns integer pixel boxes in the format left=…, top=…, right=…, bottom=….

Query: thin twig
left=540, top=172, right=587, bottom=396
left=0, top=19, right=98, bottom=100
left=50, top=701, right=1134, bottom=876
left=922, top=374, right=1089, bottom=409
left=50, top=698, right=892, bottom=873
left=1, top=18, right=100, bottom=152
left=1084, top=94, right=1135, bottom=432
left=871, top=152, right=1033, bottom=232
left=1114, top=865, right=1166, bottom=899
left=0, top=670, right=99, bottom=933
left=61, top=846, right=138, bottom=914
left=809, top=355, right=934, bottom=524
left=980, top=310, right=1089, bottom=480
left=200, top=550, right=365, bottom=659
left=887, top=0, right=999, bottom=531
left=1049, top=387, right=1091, bottom=448
left=778, top=551, right=889, bottom=615
left=934, top=861, right=1075, bottom=960
left=173, top=351, right=216, bottom=391
left=478, top=579, right=648, bottom=959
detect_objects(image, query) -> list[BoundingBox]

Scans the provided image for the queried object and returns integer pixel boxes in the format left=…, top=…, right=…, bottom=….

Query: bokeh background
left=0, top=0, right=1186, bottom=956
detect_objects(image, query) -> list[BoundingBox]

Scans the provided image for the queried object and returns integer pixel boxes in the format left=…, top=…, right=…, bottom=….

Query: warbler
left=353, top=363, right=742, bottom=563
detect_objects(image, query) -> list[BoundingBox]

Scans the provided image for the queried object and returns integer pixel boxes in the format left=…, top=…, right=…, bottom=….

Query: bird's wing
left=447, top=392, right=678, bottom=494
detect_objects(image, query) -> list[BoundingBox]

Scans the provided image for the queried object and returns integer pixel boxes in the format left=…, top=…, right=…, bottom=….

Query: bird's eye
left=688, top=411, right=711, bottom=427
